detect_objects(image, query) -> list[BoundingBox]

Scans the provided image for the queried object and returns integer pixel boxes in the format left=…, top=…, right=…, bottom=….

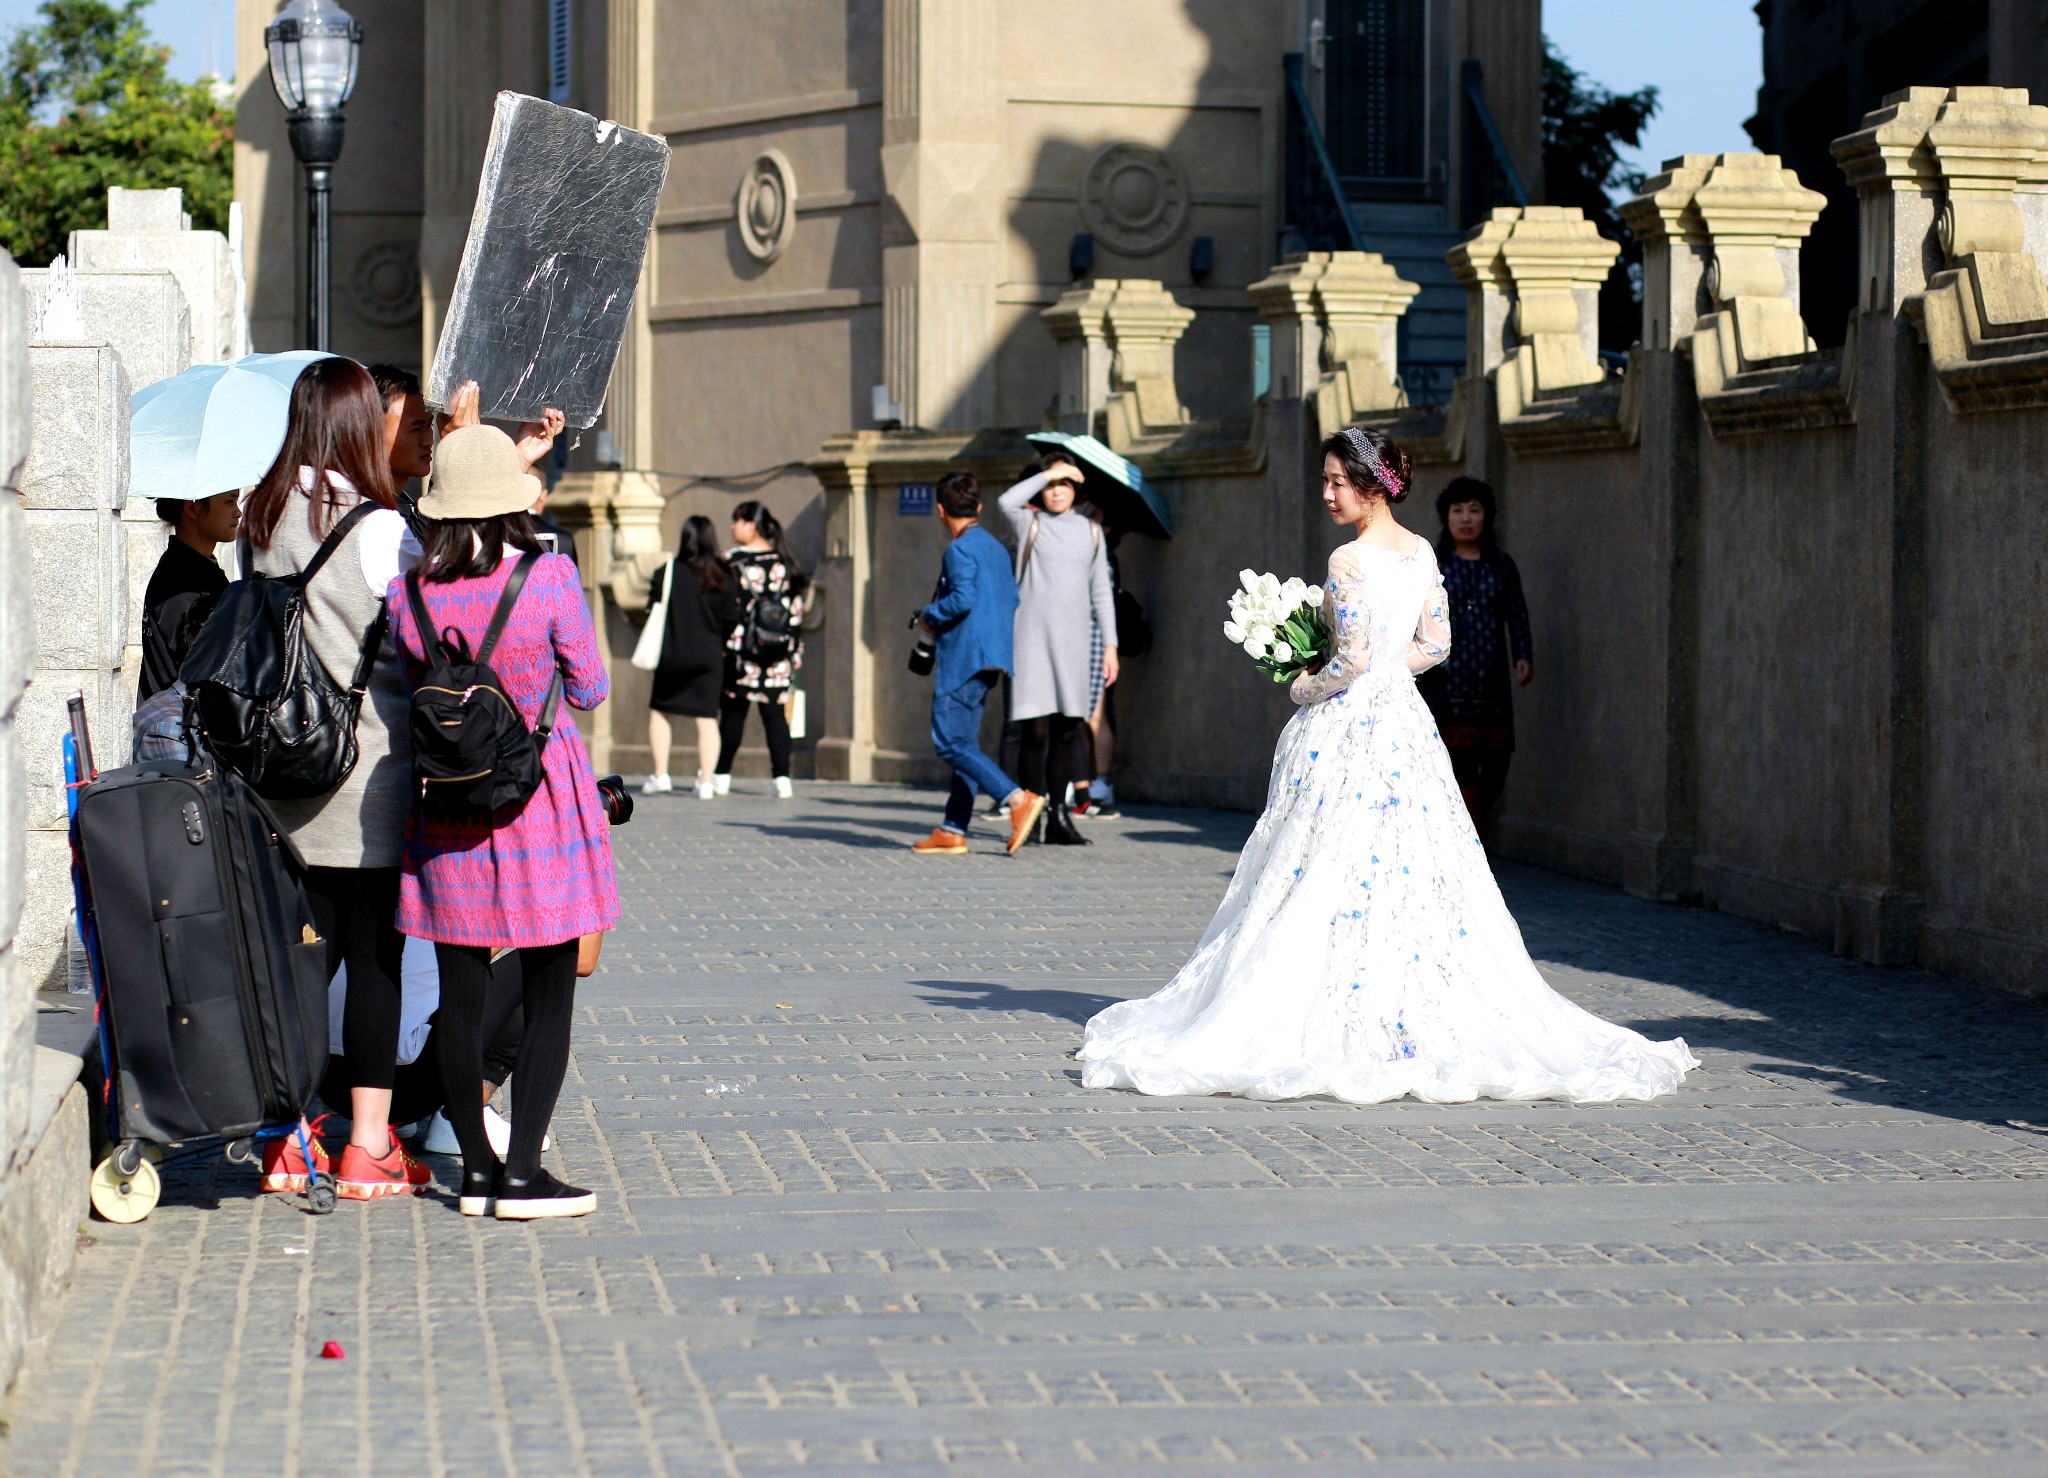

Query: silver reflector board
left=427, top=92, right=670, bottom=429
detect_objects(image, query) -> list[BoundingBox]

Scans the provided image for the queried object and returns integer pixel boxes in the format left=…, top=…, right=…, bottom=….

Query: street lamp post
left=264, top=0, right=362, bottom=352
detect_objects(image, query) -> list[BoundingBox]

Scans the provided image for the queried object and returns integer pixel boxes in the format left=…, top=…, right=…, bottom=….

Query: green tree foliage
left=0, top=1, right=231, bottom=267
left=1541, top=39, right=1658, bottom=353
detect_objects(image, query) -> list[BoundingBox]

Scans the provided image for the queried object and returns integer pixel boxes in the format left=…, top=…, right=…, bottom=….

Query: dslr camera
left=908, top=610, right=936, bottom=676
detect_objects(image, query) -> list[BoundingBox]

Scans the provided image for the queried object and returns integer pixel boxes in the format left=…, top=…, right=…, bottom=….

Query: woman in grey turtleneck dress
left=1000, top=454, right=1118, bottom=844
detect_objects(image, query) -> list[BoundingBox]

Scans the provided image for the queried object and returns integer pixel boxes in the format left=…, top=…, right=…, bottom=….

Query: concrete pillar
left=68, top=188, right=240, bottom=364
left=546, top=469, right=666, bottom=776
left=1102, top=280, right=1194, bottom=446
left=1447, top=213, right=1517, bottom=383
left=880, top=0, right=1000, bottom=431
left=1041, top=281, right=1118, bottom=435
left=1310, top=252, right=1420, bottom=426
left=421, top=0, right=504, bottom=384
left=1493, top=206, right=1618, bottom=401
left=1246, top=255, right=1326, bottom=406
left=1620, top=155, right=1718, bottom=352
left=810, top=436, right=880, bottom=783
left=604, top=0, right=658, bottom=473
left=1690, top=153, right=1825, bottom=379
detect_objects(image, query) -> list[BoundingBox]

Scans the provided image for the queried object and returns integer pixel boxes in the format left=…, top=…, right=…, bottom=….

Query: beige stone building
left=234, top=0, right=1541, bottom=770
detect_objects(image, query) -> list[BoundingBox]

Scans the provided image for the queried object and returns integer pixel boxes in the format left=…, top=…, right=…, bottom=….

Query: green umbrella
left=1025, top=431, right=1173, bottom=539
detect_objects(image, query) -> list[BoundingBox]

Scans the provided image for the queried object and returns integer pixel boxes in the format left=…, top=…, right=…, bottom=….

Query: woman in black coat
left=644, top=515, right=745, bottom=798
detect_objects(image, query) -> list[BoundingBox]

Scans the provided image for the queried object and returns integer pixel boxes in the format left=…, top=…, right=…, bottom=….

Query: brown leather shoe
left=911, top=827, right=969, bottom=855
left=1006, top=792, right=1047, bottom=855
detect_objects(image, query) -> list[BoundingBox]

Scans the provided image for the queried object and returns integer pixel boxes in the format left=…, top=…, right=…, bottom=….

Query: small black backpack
left=404, top=556, right=562, bottom=819
left=181, top=502, right=388, bottom=800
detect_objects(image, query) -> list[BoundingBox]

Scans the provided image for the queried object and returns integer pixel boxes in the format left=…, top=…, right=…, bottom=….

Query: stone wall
left=811, top=85, right=2048, bottom=1002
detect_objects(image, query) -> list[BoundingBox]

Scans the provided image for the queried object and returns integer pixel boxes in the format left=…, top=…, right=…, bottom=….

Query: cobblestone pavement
left=6, top=782, right=2048, bottom=1476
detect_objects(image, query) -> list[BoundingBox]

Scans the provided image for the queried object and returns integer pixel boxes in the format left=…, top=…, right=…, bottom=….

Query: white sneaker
left=773, top=776, right=794, bottom=800
left=484, top=1102, right=550, bottom=1156
left=421, top=1105, right=551, bottom=1156
left=695, top=780, right=716, bottom=799
left=640, top=774, right=673, bottom=795
left=421, top=1111, right=460, bottom=1156
left=712, top=773, right=731, bottom=796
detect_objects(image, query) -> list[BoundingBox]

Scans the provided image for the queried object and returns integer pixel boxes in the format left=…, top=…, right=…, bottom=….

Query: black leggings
left=716, top=691, right=792, bottom=778
left=1017, top=715, right=1086, bottom=804
left=434, top=940, right=578, bottom=1180
left=306, top=866, right=404, bottom=1092
left=317, top=957, right=525, bottom=1126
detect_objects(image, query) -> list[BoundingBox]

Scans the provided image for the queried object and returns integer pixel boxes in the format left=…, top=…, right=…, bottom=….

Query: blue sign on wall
left=898, top=482, right=934, bottom=516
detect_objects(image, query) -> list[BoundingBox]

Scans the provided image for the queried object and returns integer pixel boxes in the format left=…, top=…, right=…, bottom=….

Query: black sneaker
left=493, top=1168, right=596, bottom=1220
left=457, top=1166, right=499, bottom=1218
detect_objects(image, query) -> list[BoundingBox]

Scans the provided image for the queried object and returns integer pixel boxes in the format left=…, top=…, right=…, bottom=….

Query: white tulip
left=1239, top=569, right=1259, bottom=594
left=1222, top=621, right=1245, bottom=643
left=1257, top=572, right=1281, bottom=600
left=1242, top=636, right=1267, bottom=658
left=1271, top=641, right=1293, bottom=664
left=1304, top=585, right=1325, bottom=608
left=1280, top=577, right=1307, bottom=608
left=1248, top=622, right=1275, bottom=645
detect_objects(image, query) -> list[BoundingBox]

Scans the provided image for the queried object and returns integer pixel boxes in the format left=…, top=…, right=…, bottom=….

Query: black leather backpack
left=404, top=555, right=562, bottom=819
left=180, top=503, right=387, bottom=800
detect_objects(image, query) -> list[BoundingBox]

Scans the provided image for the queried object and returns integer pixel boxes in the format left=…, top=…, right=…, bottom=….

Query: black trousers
left=317, top=954, right=525, bottom=1127
left=305, top=866, right=404, bottom=1093
left=716, top=691, right=792, bottom=778
left=434, top=940, right=578, bottom=1180
left=1017, top=714, right=1086, bottom=804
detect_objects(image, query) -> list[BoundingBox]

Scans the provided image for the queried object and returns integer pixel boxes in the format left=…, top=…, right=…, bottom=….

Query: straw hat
left=415, top=425, right=542, bottom=520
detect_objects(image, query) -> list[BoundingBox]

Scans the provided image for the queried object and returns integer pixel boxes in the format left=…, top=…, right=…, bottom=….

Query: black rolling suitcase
left=72, top=740, right=337, bottom=1215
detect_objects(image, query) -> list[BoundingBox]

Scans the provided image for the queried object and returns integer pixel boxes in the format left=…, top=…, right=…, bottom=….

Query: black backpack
left=735, top=556, right=800, bottom=668
left=404, top=556, right=562, bottom=819
left=180, top=503, right=388, bottom=801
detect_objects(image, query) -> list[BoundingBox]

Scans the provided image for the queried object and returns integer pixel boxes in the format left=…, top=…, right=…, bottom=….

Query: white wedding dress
left=1080, top=536, right=1697, bottom=1104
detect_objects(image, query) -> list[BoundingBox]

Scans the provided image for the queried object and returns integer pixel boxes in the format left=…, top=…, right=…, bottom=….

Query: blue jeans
left=932, top=670, right=1016, bottom=834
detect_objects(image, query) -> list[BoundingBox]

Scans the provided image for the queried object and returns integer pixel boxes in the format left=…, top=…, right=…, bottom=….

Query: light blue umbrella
left=128, top=351, right=335, bottom=502
left=1024, top=431, right=1174, bottom=538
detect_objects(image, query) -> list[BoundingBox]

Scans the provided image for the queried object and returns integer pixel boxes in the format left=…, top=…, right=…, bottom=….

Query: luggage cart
left=65, top=693, right=336, bottom=1222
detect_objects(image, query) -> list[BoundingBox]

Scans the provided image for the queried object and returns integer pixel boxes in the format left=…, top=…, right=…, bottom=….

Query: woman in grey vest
left=999, top=452, right=1118, bottom=845
left=243, top=358, right=430, bottom=1204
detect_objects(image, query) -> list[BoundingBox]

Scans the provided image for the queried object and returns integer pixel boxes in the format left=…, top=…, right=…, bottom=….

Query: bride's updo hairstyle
left=1322, top=425, right=1413, bottom=504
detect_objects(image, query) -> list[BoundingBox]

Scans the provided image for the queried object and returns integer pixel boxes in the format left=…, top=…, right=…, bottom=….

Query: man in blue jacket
left=912, top=472, right=1046, bottom=855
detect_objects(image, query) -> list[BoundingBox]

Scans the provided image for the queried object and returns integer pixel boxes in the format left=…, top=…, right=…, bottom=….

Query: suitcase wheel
left=114, top=1141, right=162, bottom=1175
left=91, top=1149, right=161, bottom=1223
left=306, top=1170, right=338, bottom=1215
left=223, top=1137, right=256, bottom=1166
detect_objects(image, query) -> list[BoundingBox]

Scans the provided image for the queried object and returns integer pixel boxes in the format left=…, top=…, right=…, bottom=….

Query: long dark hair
left=678, top=513, right=728, bottom=591
left=732, top=499, right=808, bottom=594
left=1433, top=476, right=1500, bottom=562
left=418, top=513, right=544, bottom=583
left=1319, top=425, right=1413, bottom=506
left=244, top=358, right=396, bottom=548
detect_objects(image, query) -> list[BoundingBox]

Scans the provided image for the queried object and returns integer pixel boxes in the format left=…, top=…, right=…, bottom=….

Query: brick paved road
left=6, top=783, right=2048, bottom=1475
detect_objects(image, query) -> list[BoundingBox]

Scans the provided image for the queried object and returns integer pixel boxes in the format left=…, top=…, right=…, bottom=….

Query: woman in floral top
left=714, top=499, right=808, bottom=798
left=1415, top=477, right=1532, bottom=846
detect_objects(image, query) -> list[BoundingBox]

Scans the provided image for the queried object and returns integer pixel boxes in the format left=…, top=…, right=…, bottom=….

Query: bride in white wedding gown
left=1080, top=427, right=1697, bottom=1104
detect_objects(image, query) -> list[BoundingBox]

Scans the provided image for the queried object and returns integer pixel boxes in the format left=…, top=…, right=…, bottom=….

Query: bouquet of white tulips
left=1224, top=569, right=1330, bottom=683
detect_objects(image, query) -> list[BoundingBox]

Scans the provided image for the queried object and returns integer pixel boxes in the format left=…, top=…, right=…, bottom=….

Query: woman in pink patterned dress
left=388, top=425, right=620, bottom=1220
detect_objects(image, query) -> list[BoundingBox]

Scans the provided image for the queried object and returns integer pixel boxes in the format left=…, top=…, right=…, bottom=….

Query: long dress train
left=1079, top=537, right=1697, bottom=1104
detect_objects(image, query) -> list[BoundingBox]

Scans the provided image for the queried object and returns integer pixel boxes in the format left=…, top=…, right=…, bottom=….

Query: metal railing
left=1283, top=53, right=1363, bottom=253
left=1460, top=59, right=1529, bottom=223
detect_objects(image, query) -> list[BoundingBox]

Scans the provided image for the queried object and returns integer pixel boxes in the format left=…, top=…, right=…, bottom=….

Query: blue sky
left=1544, top=0, right=1766, bottom=186
left=0, top=0, right=233, bottom=82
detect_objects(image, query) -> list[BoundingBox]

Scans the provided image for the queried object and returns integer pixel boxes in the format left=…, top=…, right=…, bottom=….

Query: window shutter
left=548, top=0, right=573, bottom=104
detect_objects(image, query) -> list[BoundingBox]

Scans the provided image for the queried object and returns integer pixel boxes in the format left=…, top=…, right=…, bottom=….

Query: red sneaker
left=260, top=1117, right=332, bottom=1193
left=336, top=1130, right=430, bottom=1200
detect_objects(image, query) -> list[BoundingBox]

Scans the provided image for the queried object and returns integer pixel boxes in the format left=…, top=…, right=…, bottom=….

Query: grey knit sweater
left=1000, top=472, right=1117, bottom=720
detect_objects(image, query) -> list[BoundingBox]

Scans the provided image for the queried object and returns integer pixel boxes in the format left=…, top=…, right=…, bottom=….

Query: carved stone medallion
left=1078, top=142, right=1189, bottom=257
left=349, top=240, right=421, bottom=327
left=737, top=149, right=799, bottom=264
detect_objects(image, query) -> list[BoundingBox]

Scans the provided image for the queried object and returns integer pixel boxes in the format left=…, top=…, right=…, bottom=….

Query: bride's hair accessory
left=1338, top=426, right=1404, bottom=500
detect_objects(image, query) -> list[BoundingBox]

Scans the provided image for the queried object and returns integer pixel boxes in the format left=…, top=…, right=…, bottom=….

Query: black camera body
left=595, top=774, right=634, bottom=826
left=908, top=610, right=937, bottom=676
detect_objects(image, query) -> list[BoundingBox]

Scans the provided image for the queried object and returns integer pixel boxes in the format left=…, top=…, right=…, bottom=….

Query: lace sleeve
left=1289, top=549, right=1372, bottom=706
left=1407, top=568, right=1451, bottom=675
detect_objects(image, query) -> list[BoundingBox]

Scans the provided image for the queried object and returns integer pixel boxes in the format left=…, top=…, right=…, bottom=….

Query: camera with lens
left=907, top=610, right=937, bottom=676
left=594, top=774, right=634, bottom=826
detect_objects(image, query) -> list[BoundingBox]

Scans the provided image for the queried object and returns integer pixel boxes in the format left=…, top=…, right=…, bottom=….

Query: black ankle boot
left=1044, top=802, right=1090, bottom=845
left=458, top=1164, right=501, bottom=1217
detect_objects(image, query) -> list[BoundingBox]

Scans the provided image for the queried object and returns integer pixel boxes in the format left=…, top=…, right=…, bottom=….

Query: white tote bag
left=629, top=559, right=673, bottom=671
